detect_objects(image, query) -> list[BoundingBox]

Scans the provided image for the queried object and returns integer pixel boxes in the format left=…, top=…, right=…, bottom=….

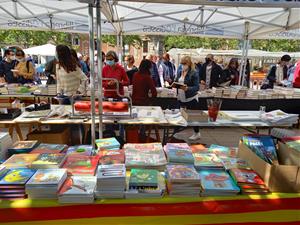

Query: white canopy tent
left=24, top=43, right=56, bottom=56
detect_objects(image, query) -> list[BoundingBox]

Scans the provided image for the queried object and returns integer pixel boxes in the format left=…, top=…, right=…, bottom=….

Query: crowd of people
left=1, top=45, right=300, bottom=140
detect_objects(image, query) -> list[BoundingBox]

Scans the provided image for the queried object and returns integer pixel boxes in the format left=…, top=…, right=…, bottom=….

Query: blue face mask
left=106, top=60, right=115, bottom=66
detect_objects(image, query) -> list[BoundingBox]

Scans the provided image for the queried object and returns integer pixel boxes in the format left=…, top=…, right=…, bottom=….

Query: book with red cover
left=98, top=149, right=125, bottom=165
left=62, top=155, right=99, bottom=176
left=190, top=144, right=207, bottom=154
left=229, top=168, right=266, bottom=188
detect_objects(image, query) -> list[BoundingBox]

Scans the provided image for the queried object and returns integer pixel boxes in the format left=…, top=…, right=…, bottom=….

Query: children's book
left=229, top=168, right=265, bottom=187
left=0, top=168, right=36, bottom=185
left=99, top=149, right=125, bottom=165
left=31, top=153, right=66, bottom=168
left=193, top=153, right=223, bottom=169
left=97, top=164, right=126, bottom=179
left=96, top=138, right=120, bottom=150
left=59, top=176, right=96, bottom=195
left=2, top=154, right=39, bottom=168
left=129, top=169, right=158, bottom=188
left=31, top=143, right=67, bottom=154
left=26, top=169, right=67, bottom=186
left=8, top=140, right=39, bottom=155
left=166, top=165, right=200, bottom=182
left=62, top=155, right=99, bottom=176
left=66, top=145, right=93, bottom=156
left=220, top=157, right=251, bottom=170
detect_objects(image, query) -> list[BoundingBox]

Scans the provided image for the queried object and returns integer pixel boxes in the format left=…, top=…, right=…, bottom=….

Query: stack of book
left=0, top=132, right=12, bottom=160
left=2, top=154, right=39, bottom=168
left=220, top=157, right=251, bottom=170
left=281, top=136, right=300, bottom=152
left=193, top=153, right=224, bottom=170
left=125, top=143, right=167, bottom=170
left=30, top=143, right=68, bottom=154
left=0, top=168, right=36, bottom=200
left=246, top=89, right=260, bottom=99
left=293, top=88, right=300, bottom=98
left=30, top=153, right=66, bottom=169
left=214, top=88, right=224, bottom=98
left=0, top=85, right=8, bottom=94
left=47, top=85, right=57, bottom=96
left=8, top=140, right=39, bottom=156
left=229, top=168, right=269, bottom=194
left=222, top=88, right=231, bottom=98
left=242, top=135, right=278, bottom=164
left=199, top=169, right=240, bottom=196
left=26, top=169, right=67, bottom=199
left=99, top=149, right=125, bottom=165
left=261, top=110, right=298, bottom=125
left=62, top=155, right=99, bottom=176
left=96, top=137, right=120, bottom=150
left=58, top=176, right=96, bottom=203
left=166, top=164, right=201, bottom=196
left=125, top=169, right=165, bottom=198
left=66, top=145, right=93, bottom=156
left=190, top=144, right=208, bottom=154
left=164, top=143, right=194, bottom=164
left=95, top=164, right=126, bottom=199
left=0, top=166, right=8, bottom=178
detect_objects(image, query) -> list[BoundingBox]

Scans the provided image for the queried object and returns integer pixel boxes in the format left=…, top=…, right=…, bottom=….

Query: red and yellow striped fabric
left=0, top=193, right=299, bottom=225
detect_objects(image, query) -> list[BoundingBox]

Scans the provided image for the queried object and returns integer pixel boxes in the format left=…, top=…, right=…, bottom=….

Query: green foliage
left=0, top=29, right=72, bottom=48
left=251, top=39, right=300, bottom=52
left=163, top=36, right=239, bottom=51
left=101, top=35, right=142, bottom=47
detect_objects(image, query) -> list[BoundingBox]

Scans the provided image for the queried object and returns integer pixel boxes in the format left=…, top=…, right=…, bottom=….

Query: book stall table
left=0, top=193, right=299, bottom=225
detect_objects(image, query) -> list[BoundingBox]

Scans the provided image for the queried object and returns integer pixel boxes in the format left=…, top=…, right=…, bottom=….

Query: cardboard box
left=180, top=108, right=208, bottom=122
left=27, top=126, right=71, bottom=145
left=278, top=141, right=300, bottom=167
left=238, top=142, right=300, bottom=192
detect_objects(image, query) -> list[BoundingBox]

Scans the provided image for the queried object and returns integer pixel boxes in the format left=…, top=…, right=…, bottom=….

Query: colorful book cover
left=220, top=157, right=251, bottom=170
left=190, top=144, right=208, bottom=153
left=99, top=149, right=125, bottom=165
left=31, top=153, right=66, bottom=167
left=59, top=176, right=96, bottom=195
left=199, top=170, right=240, bottom=192
left=229, top=168, right=265, bottom=185
left=96, top=138, right=120, bottom=149
left=129, top=169, right=158, bottom=188
left=2, top=154, right=39, bottom=168
left=165, top=143, right=191, bottom=151
left=124, top=143, right=162, bottom=153
left=0, top=168, right=36, bottom=185
left=167, top=149, right=194, bottom=164
left=62, top=155, right=99, bottom=176
left=8, top=140, right=39, bottom=155
left=166, top=165, right=200, bottom=182
left=97, top=164, right=126, bottom=179
left=27, top=169, right=67, bottom=185
left=285, top=140, right=300, bottom=152
left=208, top=144, right=237, bottom=157
left=193, top=153, right=223, bottom=168
left=31, top=143, right=67, bottom=154
left=66, top=145, right=93, bottom=156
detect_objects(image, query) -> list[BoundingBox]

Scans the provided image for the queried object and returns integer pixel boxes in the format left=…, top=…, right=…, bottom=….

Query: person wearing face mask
left=163, top=53, right=176, bottom=83
left=124, top=55, right=138, bottom=84
left=199, top=54, right=223, bottom=89
left=13, top=49, right=35, bottom=84
left=0, top=49, right=17, bottom=83
left=102, top=51, right=129, bottom=98
left=265, top=54, right=291, bottom=89
left=172, top=56, right=200, bottom=141
left=220, top=58, right=239, bottom=86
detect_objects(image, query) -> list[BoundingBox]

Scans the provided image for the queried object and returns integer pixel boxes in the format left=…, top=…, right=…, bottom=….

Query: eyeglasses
left=181, top=62, right=187, bottom=65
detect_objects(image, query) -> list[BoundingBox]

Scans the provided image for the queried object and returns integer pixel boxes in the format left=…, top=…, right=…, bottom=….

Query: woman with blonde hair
left=172, top=55, right=200, bottom=141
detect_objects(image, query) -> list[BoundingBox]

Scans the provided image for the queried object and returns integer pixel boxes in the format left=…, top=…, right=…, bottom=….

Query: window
left=72, top=36, right=80, bottom=46
left=143, top=41, right=148, bottom=53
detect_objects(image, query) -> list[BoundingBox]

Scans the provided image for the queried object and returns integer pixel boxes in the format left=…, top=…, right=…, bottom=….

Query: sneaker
left=188, top=132, right=201, bottom=141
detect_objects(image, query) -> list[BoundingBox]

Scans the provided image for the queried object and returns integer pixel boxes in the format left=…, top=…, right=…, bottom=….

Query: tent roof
left=23, top=43, right=56, bottom=56
left=0, top=0, right=299, bottom=39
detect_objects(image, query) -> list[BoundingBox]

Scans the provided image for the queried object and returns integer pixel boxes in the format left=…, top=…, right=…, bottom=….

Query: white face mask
left=10, top=56, right=15, bottom=61
left=16, top=58, right=25, bottom=62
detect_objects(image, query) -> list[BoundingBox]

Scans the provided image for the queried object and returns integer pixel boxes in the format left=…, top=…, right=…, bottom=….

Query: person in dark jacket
left=265, top=54, right=291, bottom=89
left=44, top=58, right=57, bottom=84
left=220, top=58, right=239, bottom=86
left=146, top=54, right=160, bottom=87
left=163, top=53, right=176, bottom=82
left=0, top=49, right=17, bottom=83
left=199, top=54, right=223, bottom=88
left=124, top=55, right=138, bottom=85
left=172, top=55, right=200, bottom=141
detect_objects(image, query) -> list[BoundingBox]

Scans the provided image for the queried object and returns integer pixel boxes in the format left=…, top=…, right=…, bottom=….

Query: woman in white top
left=172, top=56, right=200, bottom=141
left=56, top=45, right=87, bottom=104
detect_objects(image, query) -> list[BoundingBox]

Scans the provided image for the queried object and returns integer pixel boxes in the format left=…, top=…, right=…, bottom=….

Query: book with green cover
left=129, top=169, right=158, bottom=188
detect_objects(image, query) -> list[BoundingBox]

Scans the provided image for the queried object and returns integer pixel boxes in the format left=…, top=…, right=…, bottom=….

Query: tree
left=251, top=39, right=300, bottom=52
left=0, top=29, right=72, bottom=48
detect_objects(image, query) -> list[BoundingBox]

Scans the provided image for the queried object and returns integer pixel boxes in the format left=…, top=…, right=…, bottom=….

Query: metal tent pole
left=241, top=39, right=250, bottom=86
left=96, top=0, right=103, bottom=139
left=120, top=32, right=123, bottom=65
left=88, top=4, right=96, bottom=149
left=239, top=21, right=250, bottom=86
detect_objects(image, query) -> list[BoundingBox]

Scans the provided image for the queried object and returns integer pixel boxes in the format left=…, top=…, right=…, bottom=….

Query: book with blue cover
left=8, top=140, right=39, bottom=156
left=0, top=168, right=36, bottom=186
left=96, top=138, right=120, bottom=150
left=66, top=145, right=93, bottom=156
left=199, top=169, right=240, bottom=195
